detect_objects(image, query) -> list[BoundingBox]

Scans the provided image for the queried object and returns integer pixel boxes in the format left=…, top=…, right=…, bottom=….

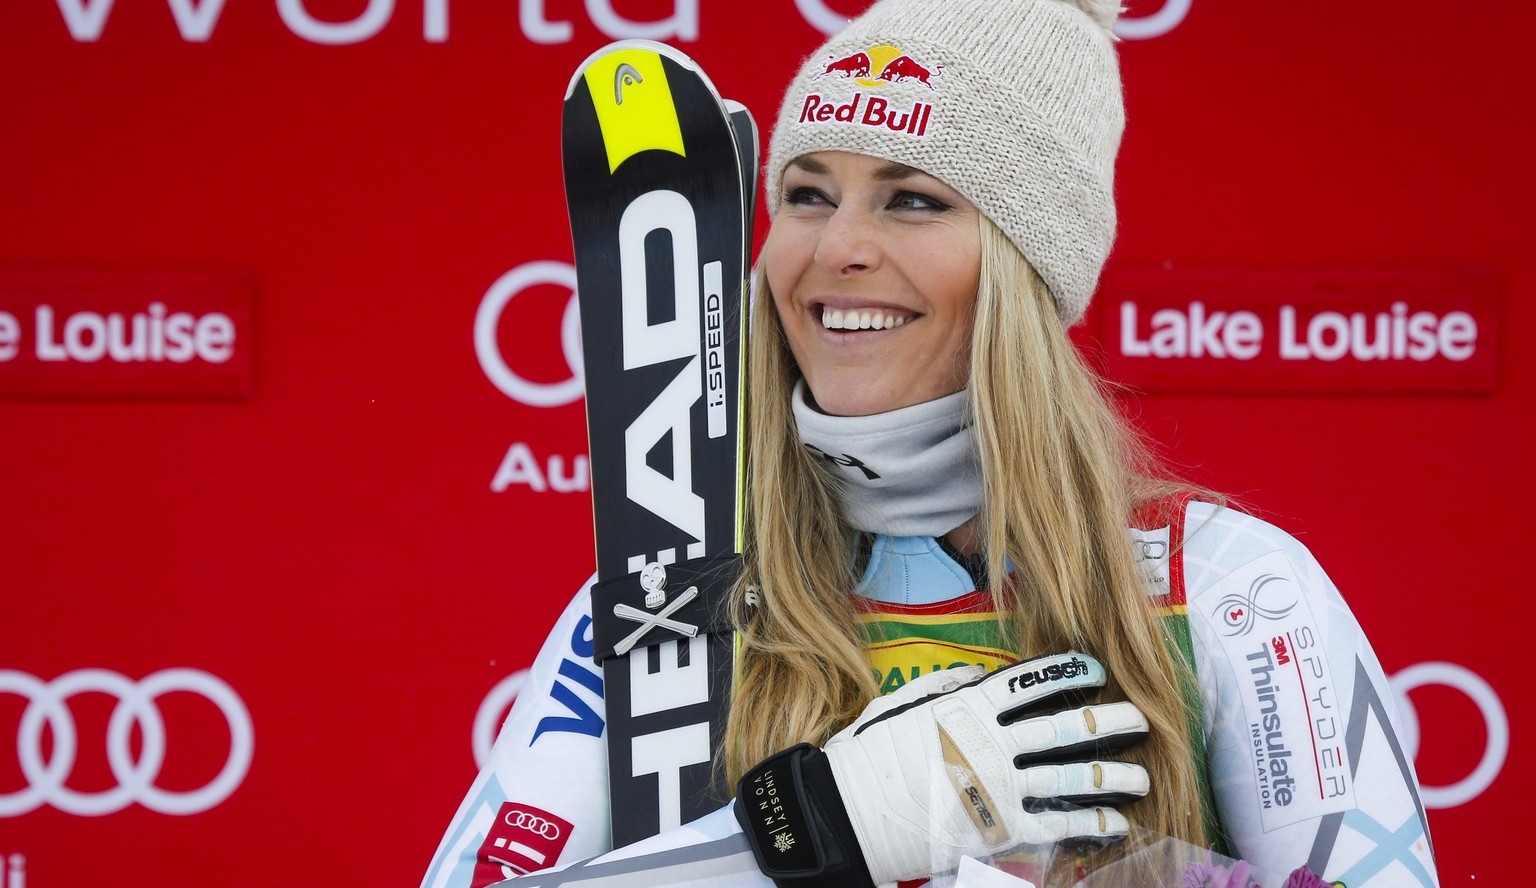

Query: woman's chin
left=803, top=381, right=928, bottom=418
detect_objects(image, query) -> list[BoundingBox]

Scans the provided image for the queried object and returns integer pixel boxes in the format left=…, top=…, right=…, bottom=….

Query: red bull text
left=797, top=93, right=933, bottom=137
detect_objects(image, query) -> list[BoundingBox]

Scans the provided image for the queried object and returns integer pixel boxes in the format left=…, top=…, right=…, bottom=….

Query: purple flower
left=1282, top=866, right=1331, bottom=888
left=1180, top=859, right=1258, bottom=888
left=1182, top=861, right=1225, bottom=887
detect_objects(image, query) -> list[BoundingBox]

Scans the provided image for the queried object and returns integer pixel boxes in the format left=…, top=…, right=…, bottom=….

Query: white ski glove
left=734, top=652, right=1150, bottom=887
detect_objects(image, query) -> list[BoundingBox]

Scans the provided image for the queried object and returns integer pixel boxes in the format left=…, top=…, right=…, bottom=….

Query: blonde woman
left=422, top=1, right=1439, bottom=886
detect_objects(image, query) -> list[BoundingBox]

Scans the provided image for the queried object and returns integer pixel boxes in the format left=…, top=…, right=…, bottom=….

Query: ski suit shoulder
left=1168, top=501, right=1439, bottom=886
left=420, top=576, right=613, bottom=888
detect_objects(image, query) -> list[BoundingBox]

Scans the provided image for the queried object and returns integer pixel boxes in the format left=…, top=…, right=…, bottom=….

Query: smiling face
left=763, top=151, right=982, bottom=417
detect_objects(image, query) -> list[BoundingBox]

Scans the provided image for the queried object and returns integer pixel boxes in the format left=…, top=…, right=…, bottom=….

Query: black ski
left=561, top=40, right=753, bottom=846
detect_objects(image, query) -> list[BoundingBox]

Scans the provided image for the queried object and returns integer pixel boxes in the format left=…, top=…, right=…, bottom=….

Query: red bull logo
left=820, top=51, right=872, bottom=80
left=797, top=92, right=933, bottom=137
left=816, top=44, right=944, bottom=90
left=875, top=54, right=940, bottom=87
left=803, top=44, right=940, bottom=138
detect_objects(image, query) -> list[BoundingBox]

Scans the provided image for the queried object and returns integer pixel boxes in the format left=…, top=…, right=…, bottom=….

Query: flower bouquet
left=1066, top=831, right=1333, bottom=888
left=927, top=828, right=1334, bottom=888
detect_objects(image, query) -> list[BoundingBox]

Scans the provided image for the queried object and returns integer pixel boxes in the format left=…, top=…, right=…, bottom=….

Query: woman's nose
left=813, top=205, right=881, bottom=276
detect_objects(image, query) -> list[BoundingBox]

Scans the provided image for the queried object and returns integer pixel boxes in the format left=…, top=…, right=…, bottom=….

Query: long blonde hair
left=726, top=214, right=1209, bottom=850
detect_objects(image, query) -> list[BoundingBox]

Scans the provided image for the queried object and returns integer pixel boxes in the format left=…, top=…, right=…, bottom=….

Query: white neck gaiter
left=791, top=379, right=983, bottom=537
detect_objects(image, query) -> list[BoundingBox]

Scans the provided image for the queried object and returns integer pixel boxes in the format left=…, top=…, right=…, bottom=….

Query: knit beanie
left=766, top=0, right=1125, bottom=325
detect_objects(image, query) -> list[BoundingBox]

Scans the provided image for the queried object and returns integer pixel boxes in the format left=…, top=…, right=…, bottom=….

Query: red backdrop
left=1, top=1, right=1526, bottom=885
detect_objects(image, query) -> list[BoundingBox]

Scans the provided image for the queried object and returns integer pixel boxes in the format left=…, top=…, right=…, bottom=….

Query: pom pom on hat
left=1055, top=0, right=1125, bottom=33
left=765, top=0, right=1126, bottom=324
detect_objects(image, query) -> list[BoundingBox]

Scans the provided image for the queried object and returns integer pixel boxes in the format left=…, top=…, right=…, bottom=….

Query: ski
left=561, top=40, right=753, bottom=847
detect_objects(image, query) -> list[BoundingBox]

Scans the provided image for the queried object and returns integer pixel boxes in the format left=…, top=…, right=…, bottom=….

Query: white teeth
left=820, top=307, right=912, bottom=330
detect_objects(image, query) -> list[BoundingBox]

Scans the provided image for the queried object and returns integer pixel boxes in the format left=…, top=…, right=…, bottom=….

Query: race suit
left=420, top=501, right=1439, bottom=887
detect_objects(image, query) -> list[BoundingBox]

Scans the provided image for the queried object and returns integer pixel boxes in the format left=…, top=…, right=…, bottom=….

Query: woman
left=422, top=0, right=1440, bottom=885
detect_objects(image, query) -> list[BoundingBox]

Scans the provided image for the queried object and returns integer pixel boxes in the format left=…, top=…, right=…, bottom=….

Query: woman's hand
left=735, top=652, right=1150, bottom=886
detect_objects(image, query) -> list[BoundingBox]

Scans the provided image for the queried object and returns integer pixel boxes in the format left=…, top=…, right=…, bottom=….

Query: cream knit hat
left=766, top=0, right=1125, bottom=324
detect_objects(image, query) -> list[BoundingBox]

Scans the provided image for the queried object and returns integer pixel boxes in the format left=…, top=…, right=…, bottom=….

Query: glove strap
left=734, top=744, right=876, bottom=888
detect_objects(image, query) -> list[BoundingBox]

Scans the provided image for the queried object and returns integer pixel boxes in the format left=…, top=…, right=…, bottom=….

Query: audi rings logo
left=1390, top=661, right=1508, bottom=809
left=0, top=668, right=254, bottom=817
left=474, top=262, right=584, bottom=408
left=505, top=809, right=562, bottom=841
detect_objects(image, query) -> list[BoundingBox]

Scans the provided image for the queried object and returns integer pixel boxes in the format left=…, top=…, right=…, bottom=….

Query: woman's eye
left=890, top=191, right=949, bottom=212
left=783, top=186, right=831, bottom=207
